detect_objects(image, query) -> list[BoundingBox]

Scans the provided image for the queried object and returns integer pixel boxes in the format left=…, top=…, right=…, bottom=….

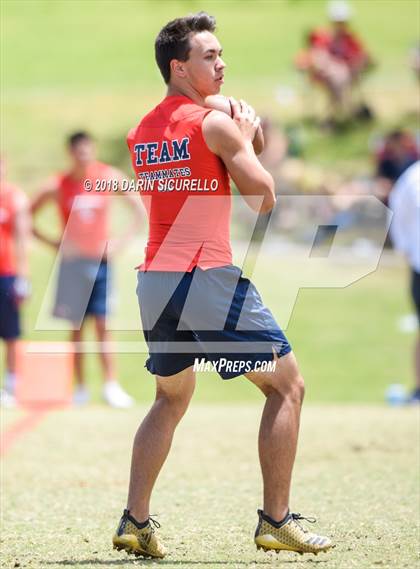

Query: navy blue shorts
left=53, top=258, right=109, bottom=324
left=137, top=265, right=292, bottom=379
left=0, top=276, right=20, bottom=340
left=411, top=269, right=420, bottom=327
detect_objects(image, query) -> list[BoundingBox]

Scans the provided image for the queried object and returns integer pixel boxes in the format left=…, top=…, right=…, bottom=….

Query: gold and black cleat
left=112, top=509, right=166, bottom=559
left=254, top=509, right=333, bottom=556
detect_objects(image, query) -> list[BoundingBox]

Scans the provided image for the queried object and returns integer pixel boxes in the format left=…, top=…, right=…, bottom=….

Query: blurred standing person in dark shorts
left=0, top=157, right=31, bottom=407
left=31, top=132, right=142, bottom=408
left=389, top=161, right=420, bottom=402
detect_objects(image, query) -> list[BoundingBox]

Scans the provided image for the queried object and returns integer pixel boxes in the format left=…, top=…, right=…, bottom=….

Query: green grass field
left=1, top=0, right=419, bottom=184
left=1, top=404, right=419, bottom=568
left=1, top=0, right=419, bottom=404
left=0, top=6, right=417, bottom=401
left=18, top=246, right=416, bottom=404
left=1, top=2, right=419, bottom=567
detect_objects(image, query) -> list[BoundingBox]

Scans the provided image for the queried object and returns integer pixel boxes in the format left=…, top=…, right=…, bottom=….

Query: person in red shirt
left=328, top=1, right=372, bottom=76
left=112, top=12, right=332, bottom=559
left=0, top=157, right=31, bottom=407
left=31, top=132, right=142, bottom=408
left=295, top=2, right=373, bottom=125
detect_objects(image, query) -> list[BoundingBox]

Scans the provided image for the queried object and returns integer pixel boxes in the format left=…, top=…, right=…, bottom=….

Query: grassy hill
left=2, top=0, right=419, bottom=185
left=1, top=0, right=418, bottom=403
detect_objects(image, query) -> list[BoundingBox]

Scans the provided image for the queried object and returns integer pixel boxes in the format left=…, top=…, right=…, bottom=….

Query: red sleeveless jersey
left=127, top=95, right=232, bottom=271
left=0, top=182, right=23, bottom=276
left=56, top=161, right=112, bottom=259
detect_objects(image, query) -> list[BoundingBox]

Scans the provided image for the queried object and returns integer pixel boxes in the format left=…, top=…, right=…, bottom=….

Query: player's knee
left=71, top=329, right=82, bottom=341
left=156, top=387, right=193, bottom=420
left=291, top=374, right=305, bottom=404
left=94, top=317, right=107, bottom=338
left=282, top=372, right=305, bottom=404
left=269, top=371, right=305, bottom=404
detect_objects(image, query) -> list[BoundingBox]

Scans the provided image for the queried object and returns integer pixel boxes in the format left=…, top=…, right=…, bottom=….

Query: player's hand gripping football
left=229, top=97, right=261, bottom=143
left=204, top=95, right=264, bottom=154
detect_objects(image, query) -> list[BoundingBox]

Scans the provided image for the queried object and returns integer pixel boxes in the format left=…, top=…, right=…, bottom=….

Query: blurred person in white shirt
left=389, top=161, right=420, bottom=402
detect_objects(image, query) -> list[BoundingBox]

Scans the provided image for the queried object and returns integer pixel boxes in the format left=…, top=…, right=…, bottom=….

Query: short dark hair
left=155, top=12, right=216, bottom=84
left=67, top=131, right=92, bottom=148
left=388, top=129, right=405, bottom=142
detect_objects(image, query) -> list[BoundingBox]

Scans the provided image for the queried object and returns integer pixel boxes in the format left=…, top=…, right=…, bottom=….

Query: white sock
left=4, top=372, right=17, bottom=395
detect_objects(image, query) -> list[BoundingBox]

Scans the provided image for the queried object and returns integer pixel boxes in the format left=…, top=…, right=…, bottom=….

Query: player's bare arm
left=204, top=95, right=265, bottom=155
left=30, top=180, right=61, bottom=249
left=13, top=191, right=31, bottom=302
left=14, top=191, right=30, bottom=278
left=106, top=167, right=144, bottom=257
left=202, top=106, right=275, bottom=213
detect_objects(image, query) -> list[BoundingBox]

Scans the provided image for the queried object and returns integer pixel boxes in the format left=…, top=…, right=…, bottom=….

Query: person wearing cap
left=295, top=1, right=373, bottom=125
left=328, top=1, right=373, bottom=78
